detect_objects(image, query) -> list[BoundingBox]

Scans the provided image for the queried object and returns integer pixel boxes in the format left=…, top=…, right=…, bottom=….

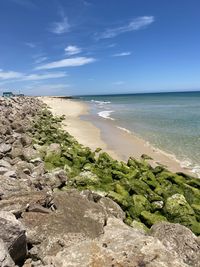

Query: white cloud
left=113, top=52, right=132, bottom=57
left=96, top=16, right=154, bottom=39
left=34, top=56, right=48, bottom=64
left=50, top=16, right=70, bottom=34
left=35, top=57, right=96, bottom=70
left=23, top=72, right=67, bottom=81
left=65, top=45, right=82, bottom=56
left=0, top=70, right=24, bottom=80
left=0, top=69, right=67, bottom=81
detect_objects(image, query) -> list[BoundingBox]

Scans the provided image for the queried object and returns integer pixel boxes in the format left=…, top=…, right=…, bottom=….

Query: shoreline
left=40, top=96, right=195, bottom=176
left=40, top=96, right=120, bottom=160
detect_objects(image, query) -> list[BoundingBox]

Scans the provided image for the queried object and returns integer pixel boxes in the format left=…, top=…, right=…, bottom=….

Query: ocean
left=79, top=92, right=200, bottom=176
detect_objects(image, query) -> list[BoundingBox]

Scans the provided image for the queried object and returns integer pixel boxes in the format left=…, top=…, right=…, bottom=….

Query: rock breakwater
left=0, top=96, right=200, bottom=267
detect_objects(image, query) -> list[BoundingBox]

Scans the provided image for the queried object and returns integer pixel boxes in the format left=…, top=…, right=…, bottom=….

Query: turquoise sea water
left=79, top=92, right=200, bottom=176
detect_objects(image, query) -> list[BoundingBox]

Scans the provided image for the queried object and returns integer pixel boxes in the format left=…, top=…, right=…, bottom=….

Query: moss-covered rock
left=164, top=193, right=195, bottom=219
left=140, top=211, right=167, bottom=227
left=30, top=108, right=200, bottom=235
left=108, top=191, right=130, bottom=208
left=164, top=193, right=200, bottom=234
left=151, top=200, right=164, bottom=212
left=128, top=195, right=151, bottom=218
left=131, top=220, right=149, bottom=232
left=191, top=204, right=200, bottom=221
left=72, top=171, right=100, bottom=187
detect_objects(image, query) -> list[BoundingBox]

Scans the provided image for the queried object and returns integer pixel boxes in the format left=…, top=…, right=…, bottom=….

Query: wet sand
left=40, top=96, right=194, bottom=176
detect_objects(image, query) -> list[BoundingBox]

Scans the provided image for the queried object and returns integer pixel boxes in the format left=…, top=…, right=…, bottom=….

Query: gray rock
left=0, top=191, right=51, bottom=216
left=21, top=190, right=107, bottom=259
left=0, top=211, right=27, bottom=263
left=150, top=222, right=200, bottom=267
left=3, top=170, right=17, bottom=179
left=0, top=159, right=11, bottom=169
left=10, top=141, right=23, bottom=159
left=20, top=134, right=32, bottom=147
left=0, top=166, right=9, bottom=175
left=23, top=147, right=39, bottom=161
left=0, top=175, right=34, bottom=199
left=48, top=218, right=188, bottom=267
left=32, top=163, right=45, bottom=177
left=0, top=239, right=15, bottom=267
left=0, top=143, right=11, bottom=154
left=98, top=196, right=125, bottom=220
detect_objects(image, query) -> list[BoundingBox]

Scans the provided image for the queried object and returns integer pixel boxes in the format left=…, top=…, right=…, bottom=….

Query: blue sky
left=0, top=0, right=200, bottom=96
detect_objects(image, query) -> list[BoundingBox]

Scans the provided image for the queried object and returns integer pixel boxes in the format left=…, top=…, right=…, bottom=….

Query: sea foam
left=116, top=126, right=131, bottom=134
left=98, top=110, right=114, bottom=120
left=91, top=100, right=111, bottom=105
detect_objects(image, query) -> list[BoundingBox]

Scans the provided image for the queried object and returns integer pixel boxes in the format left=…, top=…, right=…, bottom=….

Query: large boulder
left=164, top=194, right=200, bottom=234
left=47, top=218, right=188, bottom=267
left=150, top=222, right=200, bottom=267
left=21, top=190, right=107, bottom=260
left=0, top=211, right=27, bottom=264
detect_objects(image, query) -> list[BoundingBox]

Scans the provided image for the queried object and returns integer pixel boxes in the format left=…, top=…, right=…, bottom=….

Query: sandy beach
left=41, top=96, right=194, bottom=176
left=40, top=96, right=120, bottom=160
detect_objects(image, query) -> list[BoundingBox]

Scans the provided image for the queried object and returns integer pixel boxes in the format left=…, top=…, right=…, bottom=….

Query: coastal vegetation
left=30, top=107, right=200, bottom=235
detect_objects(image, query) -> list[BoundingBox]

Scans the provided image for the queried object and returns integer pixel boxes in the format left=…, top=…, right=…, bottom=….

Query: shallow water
left=79, top=92, right=200, bottom=176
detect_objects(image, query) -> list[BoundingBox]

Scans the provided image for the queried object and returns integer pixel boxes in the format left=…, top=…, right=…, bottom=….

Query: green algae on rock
left=30, top=109, right=200, bottom=235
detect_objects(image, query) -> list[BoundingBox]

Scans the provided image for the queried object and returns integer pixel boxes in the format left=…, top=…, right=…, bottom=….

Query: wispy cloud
left=34, top=56, right=48, bottom=64
left=0, top=69, right=67, bottom=81
left=113, top=52, right=132, bottom=57
left=35, top=57, right=96, bottom=70
left=23, top=72, right=67, bottom=81
left=49, top=9, right=70, bottom=35
left=0, top=70, right=24, bottom=80
left=96, top=16, right=155, bottom=39
left=65, top=45, right=82, bottom=56
left=25, top=42, right=36, bottom=48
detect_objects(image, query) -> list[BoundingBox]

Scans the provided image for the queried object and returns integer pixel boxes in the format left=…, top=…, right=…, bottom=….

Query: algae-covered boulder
left=164, top=194, right=200, bottom=235
left=165, top=194, right=195, bottom=219
left=191, top=204, right=200, bottom=221
left=140, top=211, right=167, bottom=227
left=108, top=191, right=130, bottom=208
left=131, top=220, right=149, bottom=232
left=30, top=107, right=200, bottom=236
left=151, top=200, right=164, bottom=211
left=128, top=194, right=151, bottom=218
left=72, top=171, right=100, bottom=187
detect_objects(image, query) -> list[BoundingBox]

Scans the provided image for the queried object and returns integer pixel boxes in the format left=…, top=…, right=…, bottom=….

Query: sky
left=0, top=0, right=200, bottom=96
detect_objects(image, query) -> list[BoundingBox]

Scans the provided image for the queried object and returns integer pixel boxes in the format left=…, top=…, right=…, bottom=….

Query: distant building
left=3, top=92, right=14, bottom=98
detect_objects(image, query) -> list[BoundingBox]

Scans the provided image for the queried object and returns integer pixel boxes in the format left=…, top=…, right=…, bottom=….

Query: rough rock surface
left=150, top=222, right=200, bottom=267
left=47, top=218, right=189, bottom=267
left=0, top=96, right=199, bottom=267
left=0, top=211, right=27, bottom=263
left=21, top=190, right=107, bottom=259
left=0, top=239, right=15, bottom=267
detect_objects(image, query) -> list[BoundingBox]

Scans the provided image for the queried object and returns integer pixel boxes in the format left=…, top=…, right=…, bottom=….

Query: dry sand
left=40, top=97, right=120, bottom=160
left=40, top=96, right=194, bottom=176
